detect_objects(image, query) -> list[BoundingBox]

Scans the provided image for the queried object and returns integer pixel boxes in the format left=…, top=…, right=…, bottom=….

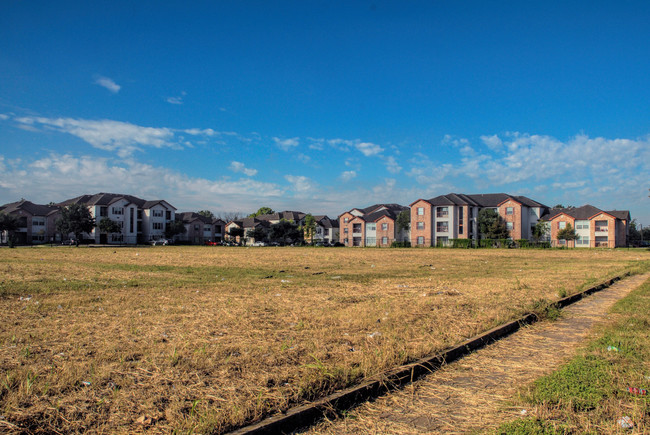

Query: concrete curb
left=228, top=274, right=626, bottom=434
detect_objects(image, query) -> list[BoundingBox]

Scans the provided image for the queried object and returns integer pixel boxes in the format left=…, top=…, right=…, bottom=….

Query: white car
left=251, top=241, right=267, bottom=247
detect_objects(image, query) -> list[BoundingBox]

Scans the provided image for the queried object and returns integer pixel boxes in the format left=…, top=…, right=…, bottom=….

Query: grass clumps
left=497, top=277, right=650, bottom=433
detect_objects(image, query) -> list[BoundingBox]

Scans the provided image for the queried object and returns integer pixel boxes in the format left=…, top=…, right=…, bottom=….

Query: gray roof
left=59, top=193, right=176, bottom=210
left=548, top=205, right=630, bottom=221
left=422, top=192, right=547, bottom=209
left=0, top=199, right=60, bottom=216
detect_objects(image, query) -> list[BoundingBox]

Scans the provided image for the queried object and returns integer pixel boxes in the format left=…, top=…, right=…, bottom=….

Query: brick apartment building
left=410, top=193, right=549, bottom=246
left=339, top=203, right=410, bottom=247
left=547, top=205, right=630, bottom=248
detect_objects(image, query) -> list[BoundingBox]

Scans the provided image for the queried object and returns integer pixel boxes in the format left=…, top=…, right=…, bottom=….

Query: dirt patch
left=310, top=272, right=650, bottom=434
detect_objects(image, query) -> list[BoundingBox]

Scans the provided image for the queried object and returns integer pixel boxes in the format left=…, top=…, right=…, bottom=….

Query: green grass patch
left=496, top=277, right=650, bottom=433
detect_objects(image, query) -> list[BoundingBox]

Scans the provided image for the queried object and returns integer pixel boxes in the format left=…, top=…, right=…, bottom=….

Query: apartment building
left=339, top=204, right=409, bottom=247
left=0, top=200, right=61, bottom=244
left=547, top=205, right=630, bottom=248
left=410, top=193, right=549, bottom=246
left=59, top=193, right=176, bottom=244
left=311, top=215, right=339, bottom=244
left=176, top=212, right=226, bottom=244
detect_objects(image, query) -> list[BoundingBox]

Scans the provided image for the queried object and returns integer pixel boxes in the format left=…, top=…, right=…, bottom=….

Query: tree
left=557, top=223, right=578, bottom=245
left=553, top=204, right=565, bottom=209
left=249, top=207, right=275, bottom=218
left=0, top=212, right=20, bottom=247
left=477, top=209, right=509, bottom=239
left=56, top=203, right=95, bottom=246
left=198, top=210, right=215, bottom=219
left=269, top=219, right=302, bottom=245
left=164, top=219, right=186, bottom=239
left=628, top=219, right=642, bottom=246
left=642, top=227, right=650, bottom=243
left=228, top=226, right=245, bottom=243
left=396, top=210, right=410, bottom=233
left=532, top=220, right=549, bottom=242
left=218, top=212, right=243, bottom=222
left=303, top=214, right=317, bottom=244
left=246, top=227, right=268, bottom=243
left=99, top=217, right=122, bottom=235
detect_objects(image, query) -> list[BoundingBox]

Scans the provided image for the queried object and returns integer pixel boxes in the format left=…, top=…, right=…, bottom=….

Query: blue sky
left=1, top=1, right=649, bottom=224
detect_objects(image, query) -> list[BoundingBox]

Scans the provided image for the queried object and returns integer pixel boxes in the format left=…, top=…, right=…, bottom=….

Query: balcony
left=594, top=227, right=608, bottom=232
left=436, top=212, right=449, bottom=218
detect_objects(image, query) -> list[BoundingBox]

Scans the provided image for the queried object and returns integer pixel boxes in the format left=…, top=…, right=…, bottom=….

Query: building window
left=366, top=223, right=376, bottom=231
left=594, top=220, right=608, bottom=232
left=344, top=217, right=349, bottom=223
left=417, top=236, right=424, bottom=245
left=204, top=225, right=211, bottom=231
left=194, top=224, right=200, bottom=231
left=506, top=222, right=514, bottom=230
left=152, top=210, right=164, bottom=218
left=436, top=207, right=448, bottom=218
left=506, top=207, right=514, bottom=215
left=575, top=221, right=589, bottom=230
left=153, top=222, right=163, bottom=230
left=381, top=223, right=388, bottom=231
left=112, top=207, right=123, bottom=215
left=417, top=207, right=424, bottom=216
left=436, top=221, right=448, bottom=233
left=129, top=208, right=134, bottom=233
left=558, top=221, right=566, bottom=230
left=100, top=207, right=108, bottom=217
left=344, top=228, right=349, bottom=234
left=381, top=236, right=388, bottom=245
left=353, top=223, right=362, bottom=233
left=166, top=210, right=171, bottom=220
left=459, top=209, right=464, bottom=235
left=436, top=236, right=448, bottom=246
left=215, top=225, right=222, bottom=233
left=416, top=221, right=424, bottom=230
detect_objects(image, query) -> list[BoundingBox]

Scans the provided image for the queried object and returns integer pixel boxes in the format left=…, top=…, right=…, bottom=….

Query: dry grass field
left=1, top=246, right=648, bottom=434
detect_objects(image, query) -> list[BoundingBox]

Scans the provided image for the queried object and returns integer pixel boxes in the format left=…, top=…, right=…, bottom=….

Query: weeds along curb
left=228, top=274, right=626, bottom=435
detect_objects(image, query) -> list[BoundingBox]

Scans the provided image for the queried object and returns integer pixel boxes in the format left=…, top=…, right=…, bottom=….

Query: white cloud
left=14, top=116, right=178, bottom=157
left=480, top=134, right=503, bottom=151
left=384, top=156, right=402, bottom=174
left=229, top=161, right=258, bottom=176
left=273, top=137, right=300, bottom=151
left=0, top=153, right=284, bottom=213
left=166, top=91, right=187, bottom=105
left=284, top=175, right=315, bottom=196
left=340, top=170, right=357, bottom=182
left=355, top=141, right=383, bottom=156
left=94, top=76, right=121, bottom=93
left=0, top=114, right=9, bottom=120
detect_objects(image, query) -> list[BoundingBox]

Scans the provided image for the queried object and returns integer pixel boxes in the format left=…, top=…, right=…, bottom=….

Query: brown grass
left=0, top=246, right=648, bottom=433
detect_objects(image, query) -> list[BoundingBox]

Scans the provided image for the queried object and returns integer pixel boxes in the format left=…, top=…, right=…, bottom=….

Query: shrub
left=390, top=241, right=411, bottom=248
left=450, top=239, right=472, bottom=248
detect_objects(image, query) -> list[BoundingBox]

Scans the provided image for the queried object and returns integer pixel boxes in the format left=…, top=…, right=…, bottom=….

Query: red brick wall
left=457, top=206, right=469, bottom=239
left=590, top=213, right=616, bottom=248
left=375, top=216, right=394, bottom=246
left=410, top=200, right=431, bottom=246
left=550, top=214, right=576, bottom=247
left=499, top=200, right=522, bottom=240
left=339, top=212, right=355, bottom=245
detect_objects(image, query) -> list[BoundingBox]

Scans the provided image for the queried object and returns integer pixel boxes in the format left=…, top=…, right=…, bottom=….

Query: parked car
left=151, top=239, right=171, bottom=246
left=251, top=241, right=266, bottom=247
left=204, top=241, right=221, bottom=246
left=61, top=239, right=76, bottom=245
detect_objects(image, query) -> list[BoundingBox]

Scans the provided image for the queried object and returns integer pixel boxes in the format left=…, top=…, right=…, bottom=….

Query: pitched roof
left=59, top=192, right=146, bottom=207
left=606, top=210, right=630, bottom=221
left=421, top=192, right=548, bottom=209
left=177, top=212, right=213, bottom=224
left=547, top=204, right=629, bottom=221
left=256, top=210, right=306, bottom=222
left=0, top=200, right=60, bottom=216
